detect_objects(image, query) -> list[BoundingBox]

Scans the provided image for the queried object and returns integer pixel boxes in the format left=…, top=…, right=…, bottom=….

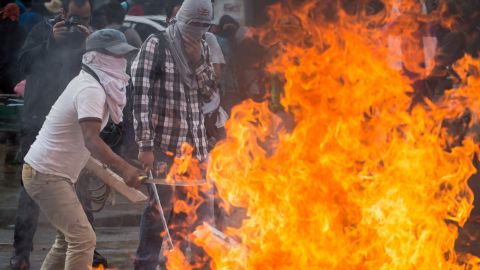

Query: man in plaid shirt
left=130, top=0, right=216, bottom=268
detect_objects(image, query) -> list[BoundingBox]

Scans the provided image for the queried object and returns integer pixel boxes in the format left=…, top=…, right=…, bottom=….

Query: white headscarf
left=166, top=0, right=213, bottom=89
left=82, top=51, right=130, bottom=124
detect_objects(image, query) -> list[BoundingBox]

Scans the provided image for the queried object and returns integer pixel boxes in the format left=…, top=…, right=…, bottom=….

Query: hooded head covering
left=176, top=0, right=213, bottom=41
left=166, top=0, right=213, bottom=89
left=1, top=3, right=20, bottom=21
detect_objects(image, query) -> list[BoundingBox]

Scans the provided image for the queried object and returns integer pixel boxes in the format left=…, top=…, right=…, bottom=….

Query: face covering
left=165, top=0, right=212, bottom=89
left=177, top=21, right=209, bottom=41
left=82, top=51, right=130, bottom=124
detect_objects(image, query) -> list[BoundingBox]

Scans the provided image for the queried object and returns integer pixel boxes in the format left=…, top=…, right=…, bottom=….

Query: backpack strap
left=154, top=32, right=168, bottom=68
left=82, top=64, right=105, bottom=91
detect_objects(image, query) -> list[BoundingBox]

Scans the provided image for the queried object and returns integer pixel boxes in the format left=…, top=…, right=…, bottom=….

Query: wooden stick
left=85, top=157, right=148, bottom=203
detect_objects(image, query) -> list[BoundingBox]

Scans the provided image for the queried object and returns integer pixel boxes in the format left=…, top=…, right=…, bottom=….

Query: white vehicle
left=123, top=15, right=167, bottom=41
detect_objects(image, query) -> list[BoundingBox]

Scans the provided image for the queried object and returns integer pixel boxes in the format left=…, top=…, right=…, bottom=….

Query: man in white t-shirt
left=22, top=29, right=143, bottom=270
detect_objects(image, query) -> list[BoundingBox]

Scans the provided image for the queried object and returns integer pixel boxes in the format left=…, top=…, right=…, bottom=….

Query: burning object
left=172, top=0, right=480, bottom=269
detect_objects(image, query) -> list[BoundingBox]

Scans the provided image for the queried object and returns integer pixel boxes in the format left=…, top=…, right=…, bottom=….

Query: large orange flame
left=180, top=0, right=480, bottom=269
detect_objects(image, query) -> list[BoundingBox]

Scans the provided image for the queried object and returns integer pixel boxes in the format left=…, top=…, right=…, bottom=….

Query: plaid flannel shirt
left=131, top=34, right=216, bottom=160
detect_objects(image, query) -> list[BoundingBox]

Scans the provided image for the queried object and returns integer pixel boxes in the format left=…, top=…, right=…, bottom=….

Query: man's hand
left=121, top=165, right=143, bottom=189
left=138, top=151, right=155, bottom=170
left=183, top=34, right=202, bottom=65
left=52, top=20, right=69, bottom=42
left=76, top=24, right=91, bottom=38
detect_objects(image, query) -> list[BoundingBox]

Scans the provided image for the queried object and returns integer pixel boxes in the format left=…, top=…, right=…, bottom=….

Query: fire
left=91, top=264, right=108, bottom=270
left=165, top=143, right=206, bottom=185
left=179, top=0, right=480, bottom=269
left=166, top=247, right=193, bottom=270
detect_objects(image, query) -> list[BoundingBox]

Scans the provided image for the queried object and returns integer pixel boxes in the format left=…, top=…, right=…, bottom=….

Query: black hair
left=165, top=0, right=183, bottom=20
left=62, top=0, right=93, bottom=12
left=104, top=1, right=125, bottom=24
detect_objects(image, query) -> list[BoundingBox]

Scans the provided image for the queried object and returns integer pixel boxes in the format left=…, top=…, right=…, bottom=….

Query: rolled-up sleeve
left=131, top=36, right=161, bottom=152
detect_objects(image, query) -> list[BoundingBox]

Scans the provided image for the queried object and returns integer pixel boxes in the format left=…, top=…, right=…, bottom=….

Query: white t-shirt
left=205, top=32, right=225, bottom=65
left=25, top=71, right=109, bottom=183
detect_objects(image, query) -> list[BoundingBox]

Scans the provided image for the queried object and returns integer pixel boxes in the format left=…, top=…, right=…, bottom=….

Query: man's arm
left=80, top=120, right=141, bottom=188
left=131, top=36, right=163, bottom=167
left=76, top=85, right=142, bottom=187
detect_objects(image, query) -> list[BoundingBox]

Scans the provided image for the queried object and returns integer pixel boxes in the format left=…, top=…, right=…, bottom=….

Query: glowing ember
left=176, top=0, right=480, bottom=269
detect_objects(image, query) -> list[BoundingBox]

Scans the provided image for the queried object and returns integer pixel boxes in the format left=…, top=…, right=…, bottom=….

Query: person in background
left=165, top=0, right=182, bottom=24
left=143, top=0, right=163, bottom=15
left=203, top=31, right=229, bottom=149
left=10, top=0, right=106, bottom=268
left=127, top=0, right=144, bottom=16
left=18, top=0, right=43, bottom=32
left=104, top=0, right=142, bottom=48
left=416, top=0, right=480, bottom=102
left=131, top=0, right=216, bottom=268
left=22, top=29, right=142, bottom=270
left=213, top=15, right=242, bottom=114
left=0, top=3, right=26, bottom=94
left=90, top=6, right=107, bottom=31
left=120, top=1, right=129, bottom=13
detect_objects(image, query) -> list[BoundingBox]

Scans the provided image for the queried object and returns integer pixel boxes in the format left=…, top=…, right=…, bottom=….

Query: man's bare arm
left=80, top=120, right=141, bottom=188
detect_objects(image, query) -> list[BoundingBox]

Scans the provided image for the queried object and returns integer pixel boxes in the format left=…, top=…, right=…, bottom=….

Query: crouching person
left=22, top=29, right=143, bottom=270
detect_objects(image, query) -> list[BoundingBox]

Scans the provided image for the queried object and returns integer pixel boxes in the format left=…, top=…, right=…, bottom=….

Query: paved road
left=0, top=225, right=140, bottom=269
left=0, top=181, right=144, bottom=269
left=0, top=144, right=145, bottom=269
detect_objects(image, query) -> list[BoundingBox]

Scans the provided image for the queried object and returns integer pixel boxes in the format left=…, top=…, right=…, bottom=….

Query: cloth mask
left=82, top=51, right=130, bottom=124
left=165, top=0, right=212, bottom=89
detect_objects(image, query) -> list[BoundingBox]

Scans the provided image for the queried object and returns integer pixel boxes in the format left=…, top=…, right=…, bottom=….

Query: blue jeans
left=134, top=152, right=214, bottom=269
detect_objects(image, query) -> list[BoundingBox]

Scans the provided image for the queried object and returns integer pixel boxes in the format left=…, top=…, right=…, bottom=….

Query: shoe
left=92, top=250, right=109, bottom=268
left=9, top=254, right=29, bottom=270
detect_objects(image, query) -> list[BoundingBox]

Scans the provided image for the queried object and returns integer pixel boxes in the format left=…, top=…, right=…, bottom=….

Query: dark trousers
left=13, top=128, right=40, bottom=258
left=13, top=187, right=39, bottom=257
left=134, top=152, right=213, bottom=269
